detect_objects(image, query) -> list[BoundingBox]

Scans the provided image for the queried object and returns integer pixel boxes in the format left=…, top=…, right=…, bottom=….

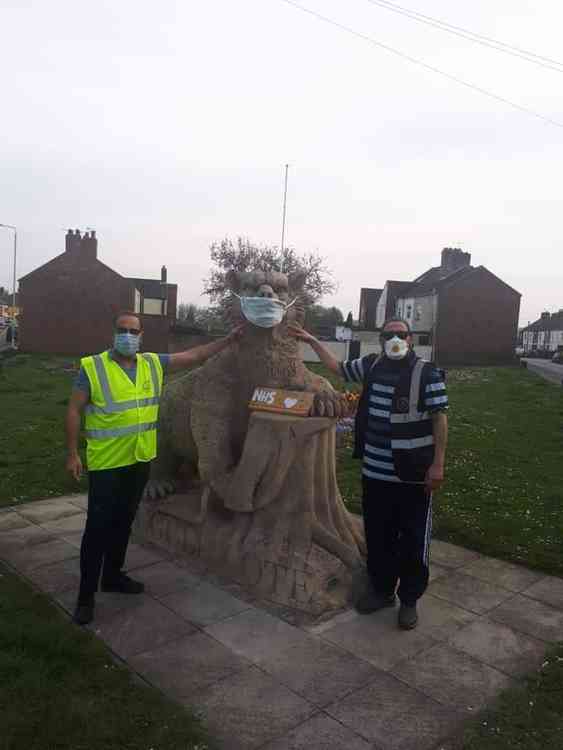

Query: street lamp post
left=0, top=223, right=17, bottom=348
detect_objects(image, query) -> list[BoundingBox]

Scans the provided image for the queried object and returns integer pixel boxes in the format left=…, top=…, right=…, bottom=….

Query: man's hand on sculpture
left=227, top=323, right=246, bottom=342
left=287, top=322, right=316, bottom=344
left=311, top=392, right=348, bottom=418
left=144, top=478, right=176, bottom=501
left=425, top=463, right=444, bottom=495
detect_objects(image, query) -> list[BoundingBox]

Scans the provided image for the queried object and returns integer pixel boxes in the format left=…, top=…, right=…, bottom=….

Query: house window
left=418, top=335, right=430, bottom=346
left=406, top=305, right=412, bottom=319
left=134, top=289, right=141, bottom=314
left=142, top=298, right=167, bottom=315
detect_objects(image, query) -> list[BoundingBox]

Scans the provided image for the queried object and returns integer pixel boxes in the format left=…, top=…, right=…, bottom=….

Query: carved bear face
left=225, top=269, right=308, bottom=329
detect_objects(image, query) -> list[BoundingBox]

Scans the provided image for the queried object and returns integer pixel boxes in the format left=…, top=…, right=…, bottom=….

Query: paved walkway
left=2, top=495, right=563, bottom=750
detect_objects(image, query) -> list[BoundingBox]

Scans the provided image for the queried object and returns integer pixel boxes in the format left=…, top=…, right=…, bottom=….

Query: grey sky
left=1, top=0, right=561, bottom=325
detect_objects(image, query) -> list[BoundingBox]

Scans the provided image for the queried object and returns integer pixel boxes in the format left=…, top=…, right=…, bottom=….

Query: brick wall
left=19, top=252, right=132, bottom=355
left=434, top=267, right=520, bottom=366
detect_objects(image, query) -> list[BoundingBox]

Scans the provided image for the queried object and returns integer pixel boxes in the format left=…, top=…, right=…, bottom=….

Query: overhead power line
left=279, top=0, right=563, bottom=129
left=364, top=0, right=563, bottom=74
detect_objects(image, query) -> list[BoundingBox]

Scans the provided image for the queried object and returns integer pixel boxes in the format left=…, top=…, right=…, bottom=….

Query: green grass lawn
left=0, top=352, right=88, bottom=507
left=0, top=562, right=210, bottom=750
left=310, top=363, right=563, bottom=578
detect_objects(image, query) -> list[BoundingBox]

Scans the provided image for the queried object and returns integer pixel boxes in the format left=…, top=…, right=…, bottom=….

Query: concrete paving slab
left=40, top=514, right=86, bottom=534
left=7, top=539, right=79, bottom=573
left=256, top=635, right=380, bottom=707
left=429, top=562, right=450, bottom=582
left=448, top=618, right=547, bottom=677
left=124, top=542, right=165, bottom=571
left=0, top=512, right=31, bottom=531
left=18, top=502, right=84, bottom=524
left=428, top=572, right=514, bottom=614
left=57, top=530, right=83, bottom=549
left=54, top=587, right=150, bottom=619
left=326, top=669, right=464, bottom=750
left=320, top=605, right=438, bottom=671
left=205, top=607, right=310, bottom=663
left=391, top=643, right=513, bottom=713
left=160, top=580, right=251, bottom=627
left=129, top=631, right=249, bottom=700
left=416, top=594, right=477, bottom=640
left=431, top=541, right=481, bottom=569
left=90, top=597, right=197, bottom=659
left=490, top=593, right=563, bottom=642
left=461, top=556, right=544, bottom=592
left=26, top=556, right=81, bottom=595
left=1, top=524, right=55, bottom=551
left=261, top=713, right=373, bottom=750
left=134, top=560, right=202, bottom=597
left=68, top=495, right=88, bottom=510
left=522, top=575, right=563, bottom=610
left=193, top=666, right=316, bottom=750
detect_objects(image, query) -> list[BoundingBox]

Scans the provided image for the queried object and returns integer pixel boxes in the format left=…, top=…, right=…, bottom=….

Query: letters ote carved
left=136, top=269, right=365, bottom=614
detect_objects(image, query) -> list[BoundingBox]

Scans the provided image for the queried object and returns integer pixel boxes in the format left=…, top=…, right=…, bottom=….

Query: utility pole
left=280, top=164, right=289, bottom=270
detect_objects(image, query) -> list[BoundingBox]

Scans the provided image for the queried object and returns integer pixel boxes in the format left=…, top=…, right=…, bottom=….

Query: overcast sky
left=1, top=0, right=561, bottom=325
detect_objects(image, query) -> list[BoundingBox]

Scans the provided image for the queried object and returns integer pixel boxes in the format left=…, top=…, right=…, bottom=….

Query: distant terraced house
left=521, top=310, right=563, bottom=355
left=359, top=247, right=521, bottom=366
left=18, top=229, right=177, bottom=355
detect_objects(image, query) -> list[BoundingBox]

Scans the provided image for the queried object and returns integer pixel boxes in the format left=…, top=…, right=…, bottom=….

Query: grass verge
left=448, top=642, right=563, bottom=750
left=0, top=353, right=88, bottom=507
left=0, top=562, right=210, bottom=750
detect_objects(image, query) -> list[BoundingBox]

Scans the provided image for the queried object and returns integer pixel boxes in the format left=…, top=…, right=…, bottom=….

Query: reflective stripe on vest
left=84, top=354, right=161, bottom=416
left=81, top=351, right=163, bottom=470
left=389, top=359, right=434, bottom=452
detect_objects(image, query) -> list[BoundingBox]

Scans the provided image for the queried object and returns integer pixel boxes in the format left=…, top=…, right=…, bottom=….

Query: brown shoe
left=398, top=604, right=418, bottom=630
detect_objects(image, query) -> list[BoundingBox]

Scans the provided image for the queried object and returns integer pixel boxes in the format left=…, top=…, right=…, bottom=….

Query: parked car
left=552, top=350, right=563, bottom=365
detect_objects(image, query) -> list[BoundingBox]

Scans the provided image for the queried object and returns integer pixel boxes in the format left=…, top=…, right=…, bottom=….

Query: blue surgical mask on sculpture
left=237, top=295, right=295, bottom=328
left=113, top=333, right=140, bottom=356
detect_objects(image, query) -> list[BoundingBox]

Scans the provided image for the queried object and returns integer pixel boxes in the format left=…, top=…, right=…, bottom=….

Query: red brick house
left=395, top=248, right=521, bottom=365
left=18, top=229, right=178, bottom=355
left=360, top=248, right=521, bottom=365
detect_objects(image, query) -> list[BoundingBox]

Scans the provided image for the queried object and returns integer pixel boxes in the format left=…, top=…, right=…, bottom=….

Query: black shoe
left=101, top=573, right=145, bottom=594
left=73, top=599, right=94, bottom=625
left=355, top=590, right=396, bottom=615
left=398, top=603, right=418, bottom=630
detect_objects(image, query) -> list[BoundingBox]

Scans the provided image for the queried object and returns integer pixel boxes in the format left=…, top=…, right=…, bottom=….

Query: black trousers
left=78, top=461, right=151, bottom=602
left=362, top=477, right=432, bottom=606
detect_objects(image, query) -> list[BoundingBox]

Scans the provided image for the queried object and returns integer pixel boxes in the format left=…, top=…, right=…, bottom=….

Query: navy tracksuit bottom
left=362, top=478, right=432, bottom=606
left=78, top=462, right=151, bottom=603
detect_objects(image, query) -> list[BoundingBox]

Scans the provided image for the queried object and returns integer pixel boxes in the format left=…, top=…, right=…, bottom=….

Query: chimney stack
left=65, top=228, right=97, bottom=259
left=540, top=311, right=551, bottom=320
left=81, top=230, right=98, bottom=260
left=440, top=247, right=471, bottom=276
left=161, top=265, right=167, bottom=284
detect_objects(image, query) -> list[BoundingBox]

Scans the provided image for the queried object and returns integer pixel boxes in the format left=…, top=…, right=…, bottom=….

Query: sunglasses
left=116, top=327, right=141, bottom=336
left=381, top=330, right=410, bottom=341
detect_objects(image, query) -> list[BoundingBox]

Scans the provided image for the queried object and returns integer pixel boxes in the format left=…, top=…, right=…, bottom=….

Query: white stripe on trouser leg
left=423, top=495, right=433, bottom=566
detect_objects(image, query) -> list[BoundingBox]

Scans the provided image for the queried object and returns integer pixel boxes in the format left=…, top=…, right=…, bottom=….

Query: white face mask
left=236, top=295, right=296, bottom=328
left=384, top=336, right=410, bottom=360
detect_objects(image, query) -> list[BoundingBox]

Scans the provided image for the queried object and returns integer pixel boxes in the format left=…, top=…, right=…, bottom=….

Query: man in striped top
left=289, top=318, right=448, bottom=630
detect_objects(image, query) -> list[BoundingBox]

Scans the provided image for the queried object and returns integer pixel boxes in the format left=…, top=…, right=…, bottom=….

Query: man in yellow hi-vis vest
left=65, top=310, right=242, bottom=625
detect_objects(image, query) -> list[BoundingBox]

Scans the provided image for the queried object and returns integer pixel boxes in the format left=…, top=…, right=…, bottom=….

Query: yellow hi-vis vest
left=81, top=350, right=164, bottom=471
